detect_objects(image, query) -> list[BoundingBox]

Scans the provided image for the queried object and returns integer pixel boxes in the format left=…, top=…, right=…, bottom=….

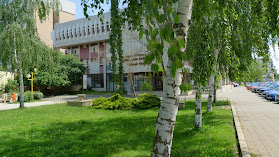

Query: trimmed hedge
left=92, top=93, right=161, bottom=110
left=92, top=94, right=134, bottom=110
left=133, top=93, right=161, bottom=109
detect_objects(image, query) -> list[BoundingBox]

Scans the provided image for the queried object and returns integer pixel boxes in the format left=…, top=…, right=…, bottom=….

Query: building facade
left=51, top=12, right=194, bottom=91
left=36, top=0, right=75, bottom=48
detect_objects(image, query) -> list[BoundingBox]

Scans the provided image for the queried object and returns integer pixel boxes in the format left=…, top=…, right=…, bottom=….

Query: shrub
left=133, top=93, right=161, bottom=109
left=4, top=79, right=18, bottom=93
left=24, top=91, right=34, bottom=102
left=92, top=93, right=161, bottom=110
left=33, top=91, right=44, bottom=100
left=92, top=94, right=134, bottom=110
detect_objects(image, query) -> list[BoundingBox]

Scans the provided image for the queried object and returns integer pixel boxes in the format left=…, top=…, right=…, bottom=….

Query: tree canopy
left=0, top=0, right=59, bottom=107
left=35, top=53, right=87, bottom=88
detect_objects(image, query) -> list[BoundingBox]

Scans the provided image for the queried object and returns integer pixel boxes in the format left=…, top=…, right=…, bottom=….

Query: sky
left=68, top=0, right=279, bottom=73
left=68, top=0, right=112, bottom=19
left=270, top=45, right=279, bottom=73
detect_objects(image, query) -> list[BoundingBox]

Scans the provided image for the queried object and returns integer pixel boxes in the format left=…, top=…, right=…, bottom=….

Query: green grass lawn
left=0, top=101, right=238, bottom=157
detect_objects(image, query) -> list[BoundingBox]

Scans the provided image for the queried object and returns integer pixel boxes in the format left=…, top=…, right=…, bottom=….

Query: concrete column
left=104, top=41, right=107, bottom=91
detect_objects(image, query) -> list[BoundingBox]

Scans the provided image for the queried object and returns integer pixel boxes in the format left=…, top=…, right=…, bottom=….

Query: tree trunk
left=207, top=47, right=219, bottom=112
left=151, top=63, right=183, bottom=156
left=127, top=73, right=136, bottom=96
left=151, top=0, right=193, bottom=156
left=162, top=73, right=166, bottom=92
left=18, top=67, right=24, bottom=107
left=207, top=74, right=214, bottom=113
left=213, top=80, right=217, bottom=103
left=14, top=34, right=24, bottom=107
left=195, top=88, right=202, bottom=129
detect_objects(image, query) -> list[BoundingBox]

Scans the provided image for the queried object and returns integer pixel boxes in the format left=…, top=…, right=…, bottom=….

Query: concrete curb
left=231, top=101, right=251, bottom=157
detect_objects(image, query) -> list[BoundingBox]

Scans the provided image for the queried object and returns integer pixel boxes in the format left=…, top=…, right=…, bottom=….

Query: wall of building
left=0, top=71, right=14, bottom=91
left=36, top=11, right=54, bottom=48
left=52, top=11, right=194, bottom=92
left=36, top=0, right=75, bottom=48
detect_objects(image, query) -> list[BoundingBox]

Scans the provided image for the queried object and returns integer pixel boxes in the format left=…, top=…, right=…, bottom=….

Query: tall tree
left=109, top=0, right=124, bottom=93
left=0, top=0, right=58, bottom=107
left=82, top=0, right=279, bottom=155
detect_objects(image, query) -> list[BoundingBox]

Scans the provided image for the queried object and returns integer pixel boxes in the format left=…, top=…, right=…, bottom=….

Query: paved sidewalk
left=0, top=101, right=66, bottom=111
left=220, top=87, right=279, bottom=157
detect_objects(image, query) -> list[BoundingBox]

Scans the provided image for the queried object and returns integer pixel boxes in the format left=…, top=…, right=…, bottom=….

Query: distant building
left=256, top=57, right=275, bottom=82
left=36, top=0, right=75, bottom=49
left=51, top=11, right=195, bottom=91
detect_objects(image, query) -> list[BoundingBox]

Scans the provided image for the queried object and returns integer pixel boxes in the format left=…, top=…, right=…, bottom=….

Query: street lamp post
left=27, top=68, right=38, bottom=95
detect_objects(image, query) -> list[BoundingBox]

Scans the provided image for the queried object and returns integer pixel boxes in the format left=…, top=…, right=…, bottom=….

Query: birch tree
left=82, top=0, right=279, bottom=155
left=187, top=0, right=275, bottom=129
left=0, top=0, right=58, bottom=107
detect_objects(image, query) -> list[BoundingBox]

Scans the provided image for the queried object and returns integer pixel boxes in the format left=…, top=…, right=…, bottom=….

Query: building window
left=91, top=57, right=98, bottom=62
left=91, top=74, right=104, bottom=88
left=102, top=25, right=105, bottom=32
left=84, top=27, right=86, bottom=36
left=92, top=25, right=95, bottom=34
left=88, top=26, right=90, bottom=35
left=97, top=24, right=100, bottom=33
left=106, top=22, right=110, bottom=31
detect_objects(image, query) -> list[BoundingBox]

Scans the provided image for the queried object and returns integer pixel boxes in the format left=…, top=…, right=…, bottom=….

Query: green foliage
left=33, top=91, right=44, bottom=100
left=35, top=53, right=86, bottom=87
left=23, top=91, right=34, bottom=102
left=180, top=83, right=192, bottom=94
left=17, top=91, right=43, bottom=102
left=92, top=93, right=161, bottom=110
left=236, top=60, right=266, bottom=82
left=133, top=93, right=161, bottom=109
left=4, top=79, right=19, bottom=93
left=109, top=0, right=124, bottom=93
left=59, top=54, right=87, bottom=85
left=92, top=94, right=134, bottom=110
left=0, top=0, right=59, bottom=105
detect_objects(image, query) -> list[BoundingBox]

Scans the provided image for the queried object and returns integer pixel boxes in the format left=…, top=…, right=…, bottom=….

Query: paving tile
left=218, top=87, right=279, bottom=156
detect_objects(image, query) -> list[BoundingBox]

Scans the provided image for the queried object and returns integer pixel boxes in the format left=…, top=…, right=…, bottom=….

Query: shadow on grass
left=184, top=101, right=230, bottom=111
left=0, top=105, right=237, bottom=157
left=0, top=116, right=156, bottom=157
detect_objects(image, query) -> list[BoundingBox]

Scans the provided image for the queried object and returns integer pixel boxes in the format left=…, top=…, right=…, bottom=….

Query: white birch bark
left=14, top=34, right=24, bottom=108
left=207, top=74, right=214, bottom=112
left=213, top=79, right=217, bottom=103
left=127, top=73, right=136, bottom=96
left=207, top=47, right=219, bottom=113
left=151, top=0, right=193, bottom=156
left=195, top=88, right=202, bottom=129
left=18, top=67, right=24, bottom=107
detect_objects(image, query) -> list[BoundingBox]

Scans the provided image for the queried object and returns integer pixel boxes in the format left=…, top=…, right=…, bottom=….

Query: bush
left=4, top=79, right=18, bottom=93
left=34, top=91, right=44, bottom=100
left=92, top=94, right=134, bottom=110
left=133, top=93, right=161, bottom=109
left=92, top=93, right=161, bottom=110
left=24, top=91, right=34, bottom=102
